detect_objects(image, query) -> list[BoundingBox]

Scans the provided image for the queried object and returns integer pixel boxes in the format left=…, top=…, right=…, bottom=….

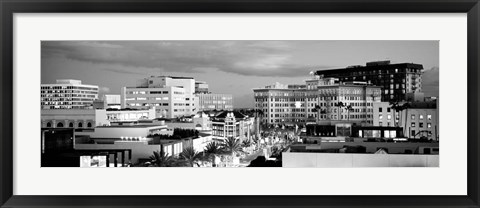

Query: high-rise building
left=41, top=79, right=98, bottom=110
left=121, top=76, right=198, bottom=118
left=315, top=61, right=423, bottom=102
left=253, top=76, right=382, bottom=126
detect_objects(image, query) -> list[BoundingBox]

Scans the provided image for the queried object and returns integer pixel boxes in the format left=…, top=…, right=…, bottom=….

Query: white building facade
left=121, top=76, right=198, bottom=118
left=41, top=79, right=98, bottom=110
left=253, top=77, right=382, bottom=126
left=196, top=93, right=234, bottom=111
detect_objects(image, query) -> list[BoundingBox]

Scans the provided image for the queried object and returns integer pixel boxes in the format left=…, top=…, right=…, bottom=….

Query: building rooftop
left=95, top=125, right=167, bottom=129
left=149, top=75, right=194, bottom=80
left=315, top=62, right=424, bottom=75
left=213, top=111, right=248, bottom=119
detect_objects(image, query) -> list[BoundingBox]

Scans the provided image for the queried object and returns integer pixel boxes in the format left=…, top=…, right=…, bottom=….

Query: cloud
left=99, top=86, right=111, bottom=94
left=42, top=41, right=326, bottom=77
left=422, top=66, right=439, bottom=97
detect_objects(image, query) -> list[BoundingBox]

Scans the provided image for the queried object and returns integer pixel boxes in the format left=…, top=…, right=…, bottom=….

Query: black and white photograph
left=40, top=40, right=439, bottom=168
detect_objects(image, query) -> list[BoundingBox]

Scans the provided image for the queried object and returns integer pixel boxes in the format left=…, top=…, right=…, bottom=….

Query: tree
left=389, top=102, right=411, bottom=137
left=312, top=105, right=322, bottom=121
left=180, top=146, right=202, bottom=167
left=345, top=105, right=354, bottom=121
left=399, top=102, right=411, bottom=138
left=149, top=150, right=175, bottom=167
left=334, top=102, right=345, bottom=120
left=203, top=142, right=223, bottom=167
left=221, top=137, right=243, bottom=157
left=389, top=101, right=401, bottom=127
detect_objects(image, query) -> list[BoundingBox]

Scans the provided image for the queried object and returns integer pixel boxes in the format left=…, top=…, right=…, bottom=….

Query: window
left=411, top=122, right=416, bottom=127
left=69, top=122, right=74, bottom=128
left=419, top=115, right=424, bottom=120
left=387, top=115, right=391, bottom=120
left=427, top=123, right=432, bottom=128
left=419, top=123, right=424, bottom=128
left=411, top=115, right=415, bottom=120
left=379, top=122, right=383, bottom=126
left=379, top=107, right=382, bottom=112
left=387, top=108, right=391, bottom=112
left=46, top=122, right=51, bottom=127
left=411, top=130, right=416, bottom=137
left=78, top=122, right=83, bottom=128
left=87, top=122, right=92, bottom=128
left=427, top=114, right=432, bottom=120
left=379, top=115, right=383, bottom=120
left=57, top=122, right=64, bottom=128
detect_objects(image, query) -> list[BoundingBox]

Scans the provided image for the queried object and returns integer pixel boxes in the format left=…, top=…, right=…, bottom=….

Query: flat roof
left=95, top=125, right=167, bottom=129
left=316, top=63, right=424, bottom=75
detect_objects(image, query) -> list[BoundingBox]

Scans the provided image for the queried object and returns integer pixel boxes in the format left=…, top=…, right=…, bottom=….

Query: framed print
left=1, top=0, right=479, bottom=207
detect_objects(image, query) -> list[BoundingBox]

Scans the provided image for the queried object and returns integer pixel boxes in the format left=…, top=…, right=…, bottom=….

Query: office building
left=196, top=93, right=234, bottom=111
left=121, top=76, right=198, bottom=118
left=41, top=79, right=98, bottom=109
left=195, top=81, right=209, bottom=94
left=315, top=60, right=424, bottom=102
left=253, top=76, right=382, bottom=126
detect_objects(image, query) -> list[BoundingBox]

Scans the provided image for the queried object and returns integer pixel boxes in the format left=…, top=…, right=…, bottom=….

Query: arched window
left=87, top=122, right=92, bottom=128
left=57, top=122, right=64, bottom=128
left=78, top=122, right=83, bottom=128
left=69, top=122, right=74, bottom=128
left=195, top=124, right=202, bottom=128
left=46, top=122, right=51, bottom=127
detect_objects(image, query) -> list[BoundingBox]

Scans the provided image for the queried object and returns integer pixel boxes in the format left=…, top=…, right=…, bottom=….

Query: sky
left=41, top=40, right=439, bottom=108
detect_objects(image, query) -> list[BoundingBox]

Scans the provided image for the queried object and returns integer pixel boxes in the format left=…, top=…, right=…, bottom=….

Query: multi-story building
left=41, top=108, right=156, bottom=128
left=121, top=76, right=198, bottom=118
left=373, top=101, right=439, bottom=141
left=399, top=101, right=438, bottom=141
left=195, top=81, right=209, bottom=94
left=253, top=76, right=382, bottom=126
left=41, top=79, right=98, bottom=109
left=372, top=102, right=399, bottom=127
left=211, top=111, right=254, bottom=141
left=196, top=93, right=234, bottom=111
left=104, top=94, right=121, bottom=109
left=315, top=60, right=423, bottom=102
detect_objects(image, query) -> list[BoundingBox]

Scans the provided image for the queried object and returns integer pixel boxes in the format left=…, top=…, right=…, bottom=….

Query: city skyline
left=41, top=40, right=439, bottom=108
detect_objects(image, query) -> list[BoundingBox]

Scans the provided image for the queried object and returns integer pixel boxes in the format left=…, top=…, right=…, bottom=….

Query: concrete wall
left=316, top=142, right=439, bottom=154
left=41, top=109, right=95, bottom=128
left=76, top=126, right=167, bottom=138
left=75, top=142, right=161, bottom=164
left=282, top=152, right=439, bottom=167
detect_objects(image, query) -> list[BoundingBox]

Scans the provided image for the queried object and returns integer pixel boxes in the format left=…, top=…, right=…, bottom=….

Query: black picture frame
left=1, top=0, right=479, bottom=207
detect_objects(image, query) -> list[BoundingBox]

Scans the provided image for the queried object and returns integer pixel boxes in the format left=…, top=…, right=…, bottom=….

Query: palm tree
left=242, top=139, right=252, bottom=147
left=149, top=150, right=175, bottom=167
left=254, top=109, right=264, bottom=138
left=389, top=101, right=400, bottom=127
left=180, top=146, right=202, bottom=167
left=399, top=102, right=411, bottom=138
left=334, top=102, right=345, bottom=120
left=345, top=105, right=354, bottom=121
left=221, top=137, right=243, bottom=157
left=203, top=142, right=223, bottom=167
left=312, top=105, right=321, bottom=121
